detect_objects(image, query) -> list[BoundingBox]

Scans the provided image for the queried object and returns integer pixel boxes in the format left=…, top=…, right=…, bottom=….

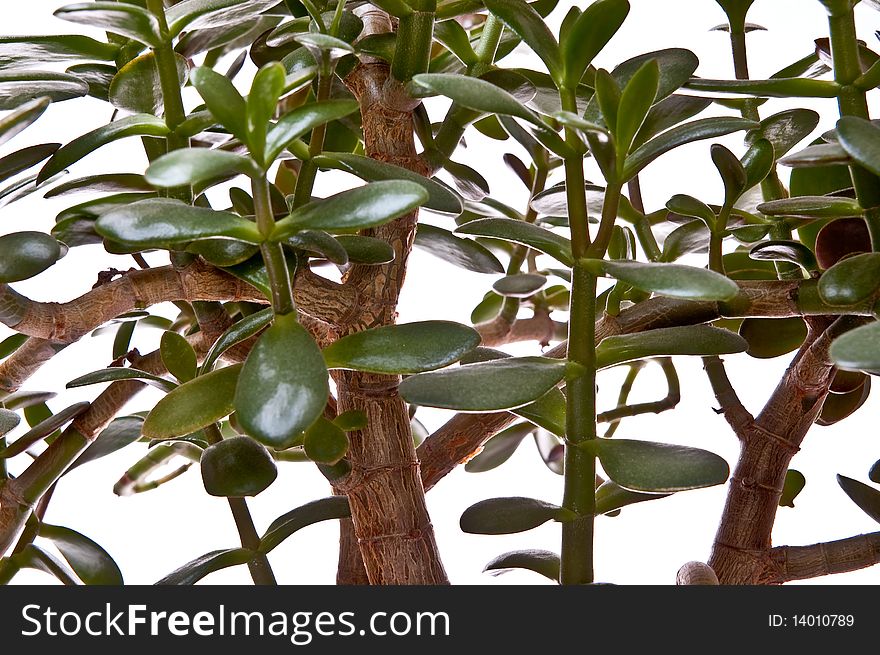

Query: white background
left=3, top=0, right=880, bottom=585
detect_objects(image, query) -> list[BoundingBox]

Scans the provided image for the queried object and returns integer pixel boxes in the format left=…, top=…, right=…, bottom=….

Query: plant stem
left=253, top=174, right=296, bottom=315
left=474, top=15, right=503, bottom=64
left=390, top=0, right=435, bottom=82
left=291, top=73, right=333, bottom=209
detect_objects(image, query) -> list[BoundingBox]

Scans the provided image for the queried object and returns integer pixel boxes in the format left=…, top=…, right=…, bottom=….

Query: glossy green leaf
left=616, top=60, right=659, bottom=158
left=818, top=253, right=880, bottom=306
left=1, top=391, right=57, bottom=411
left=749, top=240, right=818, bottom=271
left=146, top=149, right=258, bottom=188
left=109, top=52, right=188, bottom=115
left=455, top=218, right=573, bottom=266
left=739, top=317, right=807, bottom=359
left=484, top=0, right=562, bottom=83
left=623, top=117, right=758, bottom=181
left=1, top=402, right=90, bottom=459
left=294, top=33, right=354, bottom=61
left=414, top=223, right=503, bottom=274
left=201, top=308, right=273, bottom=374
left=54, top=3, right=162, bottom=47
left=409, top=73, right=539, bottom=125
left=484, top=549, right=559, bottom=582
left=15, top=544, right=79, bottom=585
left=595, top=325, right=748, bottom=369
left=741, top=138, right=775, bottom=190
left=0, top=232, right=62, bottom=283
left=0, top=71, right=89, bottom=110
left=221, top=251, right=296, bottom=299
left=246, top=63, right=285, bottom=162
left=38, top=114, right=170, bottom=184
left=201, top=435, right=277, bottom=497
left=0, top=97, right=50, bottom=148
left=830, top=322, right=880, bottom=371
left=287, top=230, right=348, bottom=265
left=780, top=143, right=850, bottom=168
left=712, top=144, right=747, bottom=204
left=272, top=181, right=428, bottom=237
left=167, top=0, right=281, bottom=36
left=400, top=356, right=568, bottom=411
left=264, top=100, right=358, bottom=164
left=611, top=48, right=700, bottom=103
left=561, top=0, right=629, bottom=87
left=234, top=313, right=328, bottom=448
left=592, top=259, right=739, bottom=301
left=143, top=364, right=242, bottom=439
left=45, top=173, right=152, bottom=198
left=96, top=199, right=262, bottom=248
left=259, top=496, right=351, bottom=554
left=460, top=496, right=571, bottom=535
left=0, top=143, right=59, bottom=183
left=746, top=109, right=820, bottom=159
left=837, top=475, right=880, bottom=524
left=594, top=439, right=729, bottom=493
left=465, top=423, right=536, bottom=473
left=188, top=239, right=260, bottom=266
left=595, top=480, right=670, bottom=515
left=69, top=416, right=144, bottom=471
left=303, top=417, right=349, bottom=465
left=687, top=77, right=840, bottom=98
left=160, top=332, right=198, bottom=384
left=324, top=321, right=480, bottom=374
left=818, top=379, right=871, bottom=426
left=757, top=196, right=862, bottom=218
left=0, top=35, right=118, bottom=69
left=634, top=95, right=712, bottom=147
left=593, top=69, right=620, bottom=131
left=315, top=152, right=461, bottom=214
left=779, top=469, right=806, bottom=508
left=189, top=66, right=247, bottom=142
left=493, top=273, right=547, bottom=298
left=156, top=547, right=255, bottom=585
left=513, top=387, right=566, bottom=436
left=666, top=194, right=715, bottom=229
left=837, top=116, right=880, bottom=177
left=37, top=523, right=123, bottom=585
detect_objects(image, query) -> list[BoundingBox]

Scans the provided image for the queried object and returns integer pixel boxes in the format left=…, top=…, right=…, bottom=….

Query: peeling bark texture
left=328, top=52, right=447, bottom=583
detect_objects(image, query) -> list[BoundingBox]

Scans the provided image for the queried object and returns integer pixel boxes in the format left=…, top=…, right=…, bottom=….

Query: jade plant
left=1, top=0, right=880, bottom=586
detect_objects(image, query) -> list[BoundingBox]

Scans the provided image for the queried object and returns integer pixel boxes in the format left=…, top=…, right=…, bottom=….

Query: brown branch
left=763, top=532, right=880, bottom=583
left=702, top=355, right=754, bottom=439
left=476, top=312, right=565, bottom=347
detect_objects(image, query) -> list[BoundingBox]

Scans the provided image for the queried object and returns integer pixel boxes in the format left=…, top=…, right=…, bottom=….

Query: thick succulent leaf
left=0, top=35, right=118, bottom=69
left=779, top=469, right=806, bottom=508
left=686, top=77, right=840, bottom=98
left=484, top=549, right=560, bottom=582
left=146, top=149, right=258, bottom=188
left=66, top=366, right=176, bottom=393
left=493, top=273, right=547, bottom=298
left=246, top=62, right=285, bottom=161
left=259, top=497, right=351, bottom=554
left=837, top=116, right=880, bottom=177
left=0, top=97, right=51, bottom=148
left=160, top=331, right=198, bottom=383
left=234, top=313, right=329, bottom=448
left=818, top=253, right=880, bottom=306
left=0, top=71, right=89, bottom=110
left=593, top=259, right=739, bottom=301
left=749, top=240, right=818, bottom=272
left=1, top=402, right=90, bottom=459
left=561, top=0, right=629, bottom=88
left=201, top=307, right=273, bottom=374
left=45, top=173, right=152, bottom=198
left=0, top=143, right=59, bottom=182
left=756, top=196, right=863, bottom=218
left=0, top=232, right=62, bottom=283
left=109, top=52, right=188, bottom=115
left=465, top=423, right=536, bottom=473
left=409, top=72, right=540, bottom=124
left=143, top=364, right=242, bottom=439
left=593, top=439, right=730, bottom=493
left=595, top=480, right=670, bottom=515
left=156, top=547, right=255, bottom=585
left=595, top=325, right=748, bottom=369
left=455, top=218, right=573, bottom=266
left=746, top=109, right=820, bottom=158
left=830, top=322, right=880, bottom=371
left=616, top=60, right=659, bottom=158
left=666, top=194, right=715, bottom=228
left=265, top=101, right=359, bottom=164
left=818, top=379, right=871, bottom=426
left=484, top=0, right=562, bottom=83
left=324, top=321, right=480, bottom=374
left=69, top=416, right=144, bottom=471
left=54, top=2, right=162, bottom=47
left=739, top=317, right=807, bottom=359
left=167, top=0, right=281, bottom=36
left=460, top=496, right=570, bottom=535
left=513, top=387, right=566, bottom=436
left=837, top=475, right=880, bottom=524
left=400, top=356, right=568, bottom=411
left=414, top=223, right=504, bottom=273
left=37, top=523, right=123, bottom=585
left=38, top=114, right=170, bottom=183
left=334, top=235, right=395, bottom=265
left=201, top=435, right=277, bottom=497
left=712, top=144, right=747, bottom=204
left=189, top=66, right=247, bottom=142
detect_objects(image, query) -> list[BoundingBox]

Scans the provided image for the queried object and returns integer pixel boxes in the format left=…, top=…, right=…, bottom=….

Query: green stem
left=391, top=0, right=435, bottom=82
left=474, top=14, right=503, bottom=64
left=587, top=183, right=623, bottom=259
left=253, top=175, right=295, bottom=315
left=292, top=74, right=333, bottom=209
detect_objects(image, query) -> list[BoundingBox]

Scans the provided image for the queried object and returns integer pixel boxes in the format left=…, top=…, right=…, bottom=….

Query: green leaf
left=591, top=259, right=739, bottom=301
left=484, top=549, right=559, bottom=582
left=830, top=321, right=880, bottom=371
left=749, top=240, right=818, bottom=272
left=324, top=321, right=479, bottom=375
left=0, top=143, right=60, bottom=183
left=593, top=439, right=729, bottom=492
left=38, top=114, right=170, bottom=184
left=712, top=144, right=747, bottom=204
left=666, top=194, right=716, bottom=229
left=779, top=469, right=806, bottom=508
left=455, top=218, right=573, bottom=266
left=201, top=435, right=277, bottom=497
left=37, top=523, right=123, bottom=585
left=201, top=308, right=273, bottom=374
left=329, top=235, right=392, bottom=265
left=272, top=181, right=428, bottom=237
left=465, top=423, right=536, bottom=473
left=143, top=364, right=242, bottom=439
left=623, top=117, right=758, bottom=181
left=109, top=52, right=189, bottom=116
left=593, top=69, right=620, bottom=132
left=746, top=109, right=820, bottom=159
left=741, top=138, right=775, bottom=190
left=15, top=544, right=79, bottom=585
left=315, top=152, right=461, bottom=214
left=818, top=253, right=880, bottom=306
left=837, top=116, right=880, bottom=177
left=0, top=232, right=62, bottom=283
left=96, top=198, right=262, bottom=248
left=595, top=480, right=670, bottom=515
left=561, top=0, right=629, bottom=88
left=303, top=417, right=349, bottom=465
left=265, top=100, right=359, bottom=164
left=45, top=173, right=152, bottom=198
left=399, top=356, right=568, bottom=411
left=1, top=402, right=90, bottom=459
left=0, top=97, right=51, bottom=148
left=161, top=332, right=198, bottom=383
left=414, top=223, right=503, bottom=274
left=686, top=77, right=840, bottom=98
left=484, top=0, right=562, bottom=84
left=69, top=416, right=144, bottom=471
left=156, top=547, right=255, bottom=585
left=167, top=0, right=281, bottom=36
left=616, top=60, right=659, bottom=158
left=67, top=368, right=166, bottom=394
left=0, top=71, right=89, bottom=110
left=493, top=273, right=547, bottom=298
left=715, top=0, right=757, bottom=31
left=259, top=496, right=351, bottom=554
left=634, top=95, right=712, bottom=147
left=612, top=48, right=700, bottom=102
left=818, top=379, right=871, bottom=426
left=287, top=230, right=348, bottom=265
left=0, top=35, right=118, bottom=69
left=409, top=73, right=539, bottom=125
left=595, top=325, right=748, bottom=369
left=146, top=149, right=258, bottom=188
left=513, top=387, right=566, bottom=436
left=780, top=143, right=850, bottom=168
left=54, top=3, right=162, bottom=47
left=247, top=63, right=285, bottom=162
left=189, top=66, right=247, bottom=142
left=460, top=496, right=570, bottom=535
left=837, top=474, right=880, bottom=524
left=757, top=196, right=862, bottom=218
left=234, top=313, right=329, bottom=448
left=739, top=317, right=808, bottom=359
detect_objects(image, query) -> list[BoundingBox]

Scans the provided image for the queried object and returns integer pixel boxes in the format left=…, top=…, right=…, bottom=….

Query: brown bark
left=764, top=532, right=880, bottom=583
